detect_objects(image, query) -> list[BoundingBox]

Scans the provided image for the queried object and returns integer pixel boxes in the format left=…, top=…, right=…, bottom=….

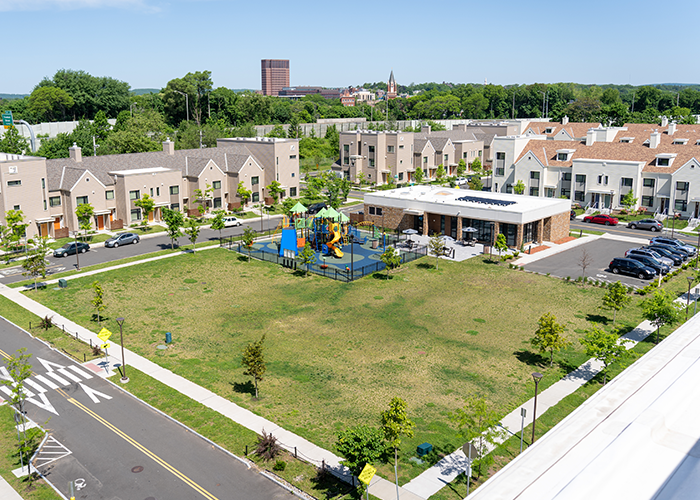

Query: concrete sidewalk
left=402, top=288, right=695, bottom=499
left=0, top=476, right=23, bottom=500
left=0, top=282, right=423, bottom=500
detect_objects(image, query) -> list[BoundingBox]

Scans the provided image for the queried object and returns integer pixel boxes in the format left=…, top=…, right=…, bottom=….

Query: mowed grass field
left=25, top=248, right=647, bottom=483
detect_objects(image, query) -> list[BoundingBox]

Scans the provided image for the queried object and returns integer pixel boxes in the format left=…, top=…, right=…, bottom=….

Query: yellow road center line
left=67, top=397, right=219, bottom=500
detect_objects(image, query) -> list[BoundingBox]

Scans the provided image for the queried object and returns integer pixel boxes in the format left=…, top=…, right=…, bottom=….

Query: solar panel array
left=456, top=195, right=516, bottom=207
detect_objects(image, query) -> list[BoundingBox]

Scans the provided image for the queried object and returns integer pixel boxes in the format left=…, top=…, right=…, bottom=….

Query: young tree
left=578, top=247, right=593, bottom=279
left=380, top=246, right=402, bottom=279
left=339, top=177, right=352, bottom=201
left=457, top=159, right=467, bottom=177
left=162, top=207, right=184, bottom=250
left=241, top=334, right=266, bottom=398
left=450, top=396, right=505, bottom=478
left=435, top=164, right=446, bottom=183
left=183, top=218, right=200, bottom=253
left=467, top=176, right=483, bottom=191
left=413, top=166, right=425, bottom=184
left=296, top=242, right=316, bottom=276
left=75, top=202, right=94, bottom=238
left=242, top=226, right=257, bottom=262
left=621, top=190, right=638, bottom=212
left=381, top=397, right=415, bottom=495
left=91, top=280, right=106, bottom=326
left=0, top=126, right=29, bottom=155
left=22, top=237, right=50, bottom=291
left=210, top=211, right=225, bottom=239
left=5, top=209, right=28, bottom=251
left=470, top=157, right=483, bottom=174
left=602, top=281, right=632, bottom=326
left=356, top=172, right=366, bottom=186
left=336, top=425, right=387, bottom=483
left=194, top=183, right=214, bottom=213
left=513, top=180, right=526, bottom=195
left=0, top=348, right=33, bottom=474
left=266, top=181, right=284, bottom=204
left=428, top=234, right=446, bottom=270
left=530, top=313, right=569, bottom=366
left=236, top=182, right=252, bottom=208
left=640, top=289, right=681, bottom=344
left=494, top=233, right=508, bottom=258
left=579, top=327, right=630, bottom=385
left=134, top=193, right=155, bottom=228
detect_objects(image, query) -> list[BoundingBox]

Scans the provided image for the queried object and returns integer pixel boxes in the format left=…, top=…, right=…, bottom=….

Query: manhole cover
left=131, top=466, right=144, bottom=473
left=156, top=345, right=167, bottom=350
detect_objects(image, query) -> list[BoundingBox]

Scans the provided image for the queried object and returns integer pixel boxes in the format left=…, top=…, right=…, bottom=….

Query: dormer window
left=545, top=127, right=554, bottom=134
left=620, top=137, right=634, bottom=143
left=672, top=139, right=689, bottom=145
left=655, top=153, right=676, bottom=167
left=556, top=149, right=576, bottom=162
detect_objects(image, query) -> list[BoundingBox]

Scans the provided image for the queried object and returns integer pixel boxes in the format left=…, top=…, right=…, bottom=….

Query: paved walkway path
left=401, top=284, right=697, bottom=499
left=0, top=279, right=423, bottom=500
left=0, top=476, right=23, bottom=500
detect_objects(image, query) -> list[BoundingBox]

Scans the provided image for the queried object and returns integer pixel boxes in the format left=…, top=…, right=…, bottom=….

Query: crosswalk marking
left=57, top=368, right=82, bottom=383
left=45, top=371, right=70, bottom=386
left=34, top=375, right=59, bottom=390
left=0, top=386, right=12, bottom=398
left=24, top=379, right=47, bottom=394
left=67, top=365, right=92, bottom=379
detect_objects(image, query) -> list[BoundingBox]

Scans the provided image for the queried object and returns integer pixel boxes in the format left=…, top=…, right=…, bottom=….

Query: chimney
left=668, top=122, right=677, bottom=136
left=562, top=115, right=569, bottom=125
left=421, top=124, right=431, bottom=134
left=69, top=142, right=82, bottom=162
left=661, top=116, right=669, bottom=127
left=650, top=130, right=661, bottom=149
left=163, top=138, right=175, bottom=155
left=586, top=129, right=596, bottom=146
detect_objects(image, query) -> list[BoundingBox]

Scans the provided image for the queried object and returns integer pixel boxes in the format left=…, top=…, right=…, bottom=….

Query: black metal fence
left=221, top=235, right=427, bottom=282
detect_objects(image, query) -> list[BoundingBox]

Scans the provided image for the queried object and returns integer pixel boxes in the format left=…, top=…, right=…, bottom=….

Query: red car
left=583, top=214, right=619, bottom=226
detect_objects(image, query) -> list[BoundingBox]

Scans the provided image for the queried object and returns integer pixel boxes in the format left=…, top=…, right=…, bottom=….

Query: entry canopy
left=290, top=202, right=307, bottom=213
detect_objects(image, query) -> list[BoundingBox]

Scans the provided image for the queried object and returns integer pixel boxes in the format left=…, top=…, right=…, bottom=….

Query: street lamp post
left=696, top=227, right=700, bottom=270
left=71, top=231, right=80, bottom=271
left=116, top=317, right=128, bottom=383
left=687, top=276, right=694, bottom=322
left=173, top=90, right=189, bottom=123
left=531, top=372, right=543, bottom=445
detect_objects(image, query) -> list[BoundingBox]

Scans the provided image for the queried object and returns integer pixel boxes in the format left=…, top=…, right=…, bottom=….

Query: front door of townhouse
left=53, top=218, right=61, bottom=232
left=660, top=198, right=666, bottom=214
left=97, top=215, right=105, bottom=230
left=695, top=202, right=699, bottom=219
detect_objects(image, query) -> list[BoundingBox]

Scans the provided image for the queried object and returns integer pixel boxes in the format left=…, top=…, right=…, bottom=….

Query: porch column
left=456, top=216, right=463, bottom=241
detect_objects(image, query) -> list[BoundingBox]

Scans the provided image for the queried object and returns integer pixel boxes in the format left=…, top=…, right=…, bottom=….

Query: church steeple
left=387, top=70, right=397, bottom=100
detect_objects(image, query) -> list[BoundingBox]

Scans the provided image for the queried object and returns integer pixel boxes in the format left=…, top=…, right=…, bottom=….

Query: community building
left=0, top=137, right=300, bottom=239
left=362, top=185, right=570, bottom=247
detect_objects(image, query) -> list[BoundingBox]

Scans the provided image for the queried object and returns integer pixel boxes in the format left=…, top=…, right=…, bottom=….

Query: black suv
left=609, top=257, right=655, bottom=279
left=626, top=254, right=670, bottom=275
left=645, top=245, right=684, bottom=265
left=307, top=203, right=327, bottom=215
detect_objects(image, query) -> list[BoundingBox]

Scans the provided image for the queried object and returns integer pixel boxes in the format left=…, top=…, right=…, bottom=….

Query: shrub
left=255, top=429, right=281, bottom=461
left=273, top=460, right=286, bottom=471
left=39, top=315, right=53, bottom=331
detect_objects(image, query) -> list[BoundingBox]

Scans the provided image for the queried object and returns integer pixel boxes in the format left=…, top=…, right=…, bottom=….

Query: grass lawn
left=24, top=247, right=664, bottom=485
left=128, top=225, right=168, bottom=235
left=0, top=405, right=59, bottom=500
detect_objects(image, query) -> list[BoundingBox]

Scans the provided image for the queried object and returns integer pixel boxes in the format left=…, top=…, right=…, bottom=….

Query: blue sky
left=2, top=0, right=699, bottom=94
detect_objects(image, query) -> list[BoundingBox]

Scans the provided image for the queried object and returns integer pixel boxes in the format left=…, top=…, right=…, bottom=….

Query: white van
left=223, top=216, right=242, bottom=227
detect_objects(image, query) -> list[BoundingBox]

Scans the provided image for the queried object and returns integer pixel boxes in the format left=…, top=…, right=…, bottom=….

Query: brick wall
left=362, top=204, right=413, bottom=231
left=543, top=211, right=570, bottom=242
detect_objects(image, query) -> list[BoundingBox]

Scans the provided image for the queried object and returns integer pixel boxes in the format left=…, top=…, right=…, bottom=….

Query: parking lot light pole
left=71, top=231, right=80, bottom=271
left=116, top=317, right=128, bottom=383
left=687, top=276, right=694, bottom=322
left=531, top=372, right=543, bottom=445
left=695, top=229, right=700, bottom=270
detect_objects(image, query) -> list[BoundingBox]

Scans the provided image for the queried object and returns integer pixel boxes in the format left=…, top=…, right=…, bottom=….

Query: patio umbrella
left=440, top=235, right=455, bottom=243
left=402, top=229, right=419, bottom=235
left=290, top=202, right=307, bottom=214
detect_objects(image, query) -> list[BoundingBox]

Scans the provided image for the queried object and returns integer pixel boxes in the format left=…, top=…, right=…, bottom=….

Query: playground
left=232, top=202, right=425, bottom=279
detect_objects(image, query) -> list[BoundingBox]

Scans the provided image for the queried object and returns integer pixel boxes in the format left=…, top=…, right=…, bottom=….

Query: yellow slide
left=327, top=223, right=344, bottom=258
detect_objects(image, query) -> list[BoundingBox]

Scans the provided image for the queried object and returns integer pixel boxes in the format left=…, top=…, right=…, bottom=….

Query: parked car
left=104, top=232, right=140, bottom=248
left=455, top=177, right=468, bottom=184
left=627, top=218, right=663, bottom=231
left=583, top=214, right=619, bottom=226
left=53, top=242, right=90, bottom=257
left=626, top=253, right=671, bottom=275
left=570, top=210, right=577, bottom=220
left=625, top=248, right=675, bottom=268
left=646, top=245, right=686, bottom=264
left=307, top=203, right=327, bottom=215
left=649, top=237, right=697, bottom=256
left=609, top=257, right=655, bottom=279
left=223, top=216, right=242, bottom=227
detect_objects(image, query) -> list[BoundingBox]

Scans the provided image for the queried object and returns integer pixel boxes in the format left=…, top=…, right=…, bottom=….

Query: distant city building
left=387, top=70, right=397, bottom=100
left=277, top=86, right=343, bottom=100
left=261, top=59, right=290, bottom=96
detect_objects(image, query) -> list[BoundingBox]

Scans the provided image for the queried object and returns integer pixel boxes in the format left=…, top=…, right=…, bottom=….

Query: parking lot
left=523, top=235, right=669, bottom=288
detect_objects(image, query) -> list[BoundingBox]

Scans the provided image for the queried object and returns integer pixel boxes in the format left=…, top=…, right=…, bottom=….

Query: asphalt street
left=570, top=219, right=699, bottom=246
left=0, top=318, right=291, bottom=500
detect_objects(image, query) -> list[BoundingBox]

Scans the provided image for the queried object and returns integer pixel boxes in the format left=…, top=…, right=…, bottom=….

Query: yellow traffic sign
left=97, top=328, right=112, bottom=342
left=101, top=343, right=111, bottom=350
left=358, top=463, right=376, bottom=485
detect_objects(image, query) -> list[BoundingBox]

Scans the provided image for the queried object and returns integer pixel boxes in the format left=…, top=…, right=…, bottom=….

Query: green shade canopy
left=314, top=207, right=329, bottom=218
left=290, top=202, right=308, bottom=214
left=325, top=206, right=340, bottom=220
left=338, top=212, right=350, bottom=222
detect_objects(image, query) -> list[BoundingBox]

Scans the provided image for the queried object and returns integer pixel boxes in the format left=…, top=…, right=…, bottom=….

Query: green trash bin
left=58, top=279, right=68, bottom=289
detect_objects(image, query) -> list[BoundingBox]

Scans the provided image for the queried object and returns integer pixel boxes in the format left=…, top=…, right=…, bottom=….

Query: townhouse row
left=0, top=137, right=300, bottom=239
left=491, top=120, right=700, bottom=218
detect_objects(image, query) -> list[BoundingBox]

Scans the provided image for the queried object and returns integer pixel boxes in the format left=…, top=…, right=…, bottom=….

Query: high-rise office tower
left=261, top=59, right=290, bottom=96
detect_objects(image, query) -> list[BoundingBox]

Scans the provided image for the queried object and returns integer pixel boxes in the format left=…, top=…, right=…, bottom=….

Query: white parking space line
left=34, top=375, right=59, bottom=390
left=45, top=371, right=70, bottom=386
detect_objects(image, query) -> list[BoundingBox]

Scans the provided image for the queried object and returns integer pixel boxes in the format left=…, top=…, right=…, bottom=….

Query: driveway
left=523, top=235, right=664, bottom=288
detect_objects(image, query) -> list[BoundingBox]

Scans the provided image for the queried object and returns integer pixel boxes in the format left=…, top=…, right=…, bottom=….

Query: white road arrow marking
left=36, top=358, right=66, bottom=372
left=0, top=366, right=12, bottom=382
left=79, top=383, right=112, bottom=404
left=24, top=392, right=58, bottom=416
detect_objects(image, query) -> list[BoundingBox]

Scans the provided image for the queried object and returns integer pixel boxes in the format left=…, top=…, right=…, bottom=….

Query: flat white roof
left=108, top=167, right=174, bottom=176
left=471, top=313, right=700, bottom=500
left=365, top=186, right=570, bottom=225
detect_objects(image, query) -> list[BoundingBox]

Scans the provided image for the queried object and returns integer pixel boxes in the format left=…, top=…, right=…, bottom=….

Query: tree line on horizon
left=2, top=69, right=699, bottom=159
